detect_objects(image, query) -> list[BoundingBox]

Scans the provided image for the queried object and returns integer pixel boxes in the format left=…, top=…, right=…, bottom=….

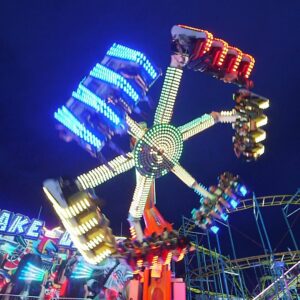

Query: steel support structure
left=282, top=188, right=300, bottom=251
left=181, top=190, right=300, bottom=299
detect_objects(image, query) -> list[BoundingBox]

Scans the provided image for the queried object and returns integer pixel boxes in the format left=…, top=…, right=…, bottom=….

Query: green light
left=134, top=124, right=183, bottom=178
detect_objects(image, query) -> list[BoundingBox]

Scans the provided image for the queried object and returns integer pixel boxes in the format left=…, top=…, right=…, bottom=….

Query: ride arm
left=125, top=115, right=147, bottom=140
left=171, top=163, right=214, bottom=200
left=179, top=110, right=238, bottom=141
left=76, top=153, right=134, bottom=190
left=153, top=54, right=187, bottom=125
left=128, top=173, right=154, bottom=241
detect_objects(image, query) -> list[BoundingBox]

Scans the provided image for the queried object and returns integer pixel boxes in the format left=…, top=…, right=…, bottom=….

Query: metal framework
left=183, top=190, right=300, bottom=299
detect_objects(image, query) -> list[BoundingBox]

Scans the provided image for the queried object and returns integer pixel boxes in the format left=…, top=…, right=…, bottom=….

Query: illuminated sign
left=0, top=209, right=73, bottom=247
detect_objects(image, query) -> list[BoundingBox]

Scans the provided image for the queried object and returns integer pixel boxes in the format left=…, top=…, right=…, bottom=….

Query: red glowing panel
left=211, top=38, right=229, bottom=67
left=224, top=46, right=243, bottom=73
left=231, top=47, right=243, bottom=72
left=178, top=24, right=214, bottom=56
left=241, top=54, right=255, bottom=79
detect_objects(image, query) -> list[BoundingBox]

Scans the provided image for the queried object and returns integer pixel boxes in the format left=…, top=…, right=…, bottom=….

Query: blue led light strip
left=106, top=43, right=158, bottom=79
left=54, top=106, right=104, bottom=150
left=90, top=64, right=139, bottom=103
left=0, top=243, right=16, bottom=255
left=19, top=263, right=45, bottom=281
left=72, top=84, right=121, bottom=127
left=71, top=262, right=93, bottom=279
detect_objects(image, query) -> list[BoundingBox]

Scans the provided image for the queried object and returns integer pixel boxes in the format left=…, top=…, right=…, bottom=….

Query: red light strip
left=232, top=47, right=243, bottom=72
left=244, top=54, right=255, bottom=78
left=214, top=38, right=229, bottom=66
left=179, top=24, right=213, bottom=54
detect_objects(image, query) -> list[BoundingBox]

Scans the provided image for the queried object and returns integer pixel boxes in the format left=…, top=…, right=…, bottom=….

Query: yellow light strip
left=154, top=67, right=183, bottom=125
left=77, top=153, right=134, bottom=189
left=43, top=187, right=116, bottom=265
left=171, top=164, right=213, bottom=199
left=125, top=115, right=147, bottom=139
left=179, top=114, right=215, bottom=141
left=219, top=110, right=238, bottom=123
left=171, top=164, right=196, bottom=187
left=251, top=129, right=266, bottom=143
left=129, top=175, right=153, bottom=219
left=254, top=114, right=268, bottom=127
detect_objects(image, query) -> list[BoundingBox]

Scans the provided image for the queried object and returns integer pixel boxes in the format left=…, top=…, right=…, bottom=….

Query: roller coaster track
left=270, top=273, right=300, bottom=300
left=194, top=250, right=300, bottom=278
left=180, top=192, right=300, bottom=233
left=189, top=268, right=300, bottom=299
left=253, top=261, right=300, bottom=300
left=227, top=193, right=300, bottom=214
left=188, top=287, right=243, bottom=299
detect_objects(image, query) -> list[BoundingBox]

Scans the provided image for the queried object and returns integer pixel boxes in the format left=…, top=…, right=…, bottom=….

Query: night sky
left=0, top=1, right=299, bottom=258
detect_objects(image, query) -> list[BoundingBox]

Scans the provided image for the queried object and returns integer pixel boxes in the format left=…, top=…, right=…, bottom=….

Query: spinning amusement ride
left=41, top=25, right=276, bottom=299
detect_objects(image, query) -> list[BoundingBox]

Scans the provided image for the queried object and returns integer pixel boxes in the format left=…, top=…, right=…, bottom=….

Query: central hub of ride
left=134, top=124, right=183, bottom=178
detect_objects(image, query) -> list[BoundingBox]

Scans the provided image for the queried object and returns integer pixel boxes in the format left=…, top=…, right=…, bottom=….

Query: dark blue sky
left=0, top=1, right=299, bottom=256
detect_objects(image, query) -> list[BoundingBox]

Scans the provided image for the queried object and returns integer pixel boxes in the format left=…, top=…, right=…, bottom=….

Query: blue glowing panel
left=210, top=225, right=219, bottom=234
left=7, top=214, right=30, bottom=235
left=25, top=219, right=44, bottom=239
left=220, top=213, right=228, bottom=221
left=230, top=199, right=239, bottom=209
left=0, top=243, right=17, bottom=255
left=0, top=210, right=12, bottom=232
left=72, top=84, right=124, bottom=129
left=54, top=106, right=105, bottom=151
left=71, top=261, right=94, bottom=279
left=106, top=43, right=159, bottom=80
left=19, top=263, right=45, bottom=281
left=58, top=231, right=73, bottom=248
left=238, top=185, right=248, bottom=197
left=90, top=64, right=140, bottom=104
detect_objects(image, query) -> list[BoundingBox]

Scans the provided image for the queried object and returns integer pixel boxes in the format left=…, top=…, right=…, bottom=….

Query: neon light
left=7, top=214, right=30, bottom=235
left=0, top=243, right=16, bottom=255
left=71, top=261, right=94, bottom=279
left=231, top=47, right=243, bottom=73
left=154, top=67, right=183, bottom=125
left=243, top=54, right=255, bottom=79
left=178, top=25, right=213, bottom=54
left=134, top=124, right=183, bottom=179
left=58, top=231, right=73, bottom=247
left=255, top=115, right=268, bottom=127
left=210, top=226, right=219, bottom=234
left=106, top=43, right=158, bottom=79
left=54, top=106, right=105, bottom=150
left=19, top=263, right=45, bottom=281
left=90, top=64, right=140, bottom=103
left=238, top=185, right=248, bottom=197
left=129, top=175, right=153, bottom=218
left=220, top=213, right=228, bottom=221
left=72, top=84, right=122, bottom=127
left=25, top=219, right=44, bottom=239
left=179, top=114, right=215, bottom=141
left=213, top=38, right=229, bottom=67
left=0, top=210, right=11, bottom=232
left=77, top=153, right=134, bottom=189
left=230, top=199, right=238, bottom=209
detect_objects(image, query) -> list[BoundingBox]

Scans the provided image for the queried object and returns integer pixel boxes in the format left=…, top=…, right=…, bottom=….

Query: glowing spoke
left=129, top=173, right=154, bottom=219
left=171, top=164, right=214, bottom=199
left=179, top=111, right=239, bottom=141
left=179, top=114, right=216, bottom=141
left=125, top=115, right=146, bottom=140
left=217, top=110, right=239, bottom=123
left=154, top=67, right=183, bottom=125
left=77, top=153, right=134, bottom=189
